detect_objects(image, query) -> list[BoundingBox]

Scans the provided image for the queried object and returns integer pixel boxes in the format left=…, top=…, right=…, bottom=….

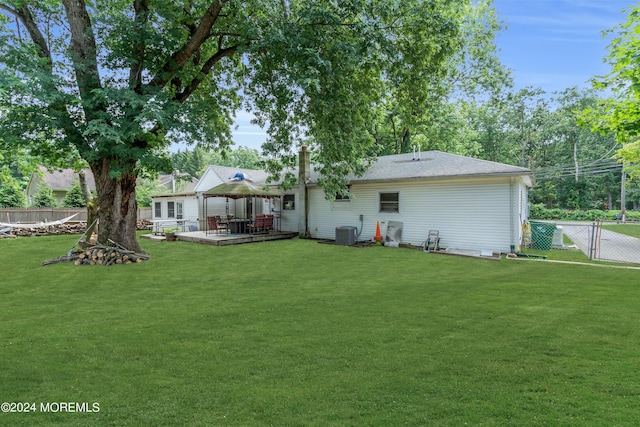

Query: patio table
left=152, top=219, right=187, bottom=235
left=227, top=219, right=251, bottom=234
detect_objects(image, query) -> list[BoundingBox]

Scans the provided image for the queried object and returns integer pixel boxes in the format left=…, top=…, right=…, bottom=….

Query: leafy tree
left=136, top=178, right=170, bottom=208
left=462, top=98, right=516, bottom=164
left=373, top=0, right=510, bottom=156
left=32, top=184, right=56, bottom=208
left=528, top=88, right=620, bottom=209
left=0, top=176, right=27, bottom=207
left=0, top=0, right=471, bottom=251
left=581, top=5, right=640, bottom=178
left=0, top=144, right=40, bottom=189
left=171, top=146, right=208, bottom=179
left=171, top=145, right=263, bottom=179
left=206, top=146, right=264, bottom=170
left=61, top=182, right=86, bottom=208
left=226, top=146, right=264, bottom=170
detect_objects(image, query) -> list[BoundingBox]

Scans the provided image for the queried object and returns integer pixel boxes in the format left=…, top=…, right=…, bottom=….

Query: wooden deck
left=144, top=230, right=299, bottom=246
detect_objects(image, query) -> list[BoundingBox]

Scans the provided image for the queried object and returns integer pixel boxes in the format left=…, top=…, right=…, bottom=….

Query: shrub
left=61, top=182, right=86, bottom=207
left=0, top=179, right=27, bottom=207
left=32, top=184, right=57, bottom=208
left=530, top=205, right=640, bottom=222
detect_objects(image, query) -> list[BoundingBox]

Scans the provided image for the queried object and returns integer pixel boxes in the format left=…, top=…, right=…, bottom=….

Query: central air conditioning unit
left=335, top=226, right=357, bottom=245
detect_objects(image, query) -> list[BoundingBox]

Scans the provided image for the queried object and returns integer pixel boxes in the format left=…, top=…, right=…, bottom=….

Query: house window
left=167, top=201, right=175, bottom=218
left=176, top=201, right=183, bottom=220
left=154, top=202, right=162, bottom=218
left=380, top=192, right=399, bottom=213
left=335, top=192, right=351, bottom=201
left=283, top=194, right=295, bottom=210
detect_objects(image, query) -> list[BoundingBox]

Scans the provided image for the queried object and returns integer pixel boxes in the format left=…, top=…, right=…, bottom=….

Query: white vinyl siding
left=150, top=196, right=200, bottom=230
left=278, top=194, right=299, bottom=232
left=306, top=177, right=516, bottom=252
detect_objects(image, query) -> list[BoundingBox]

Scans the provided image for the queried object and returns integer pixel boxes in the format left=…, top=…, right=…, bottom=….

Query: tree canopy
left=0, top=0, right=476, bottom=250
left=582, top=4, right=640, bottom=178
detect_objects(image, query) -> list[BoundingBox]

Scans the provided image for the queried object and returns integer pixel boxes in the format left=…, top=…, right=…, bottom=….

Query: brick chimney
left=298, top=146, right=310, bottom=237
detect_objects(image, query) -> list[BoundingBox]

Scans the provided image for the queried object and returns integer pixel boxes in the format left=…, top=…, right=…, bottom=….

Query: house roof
left=32, top=167, right=196, bottom=196
left=33, top=166, right=96, bottom=191
left=188, top=150, right=534, bottom=195
left=208, top=165, right=271, bottom=185
left=307, top=151, right=534, bottom=185
left=193, top=165, right=271, bottom=193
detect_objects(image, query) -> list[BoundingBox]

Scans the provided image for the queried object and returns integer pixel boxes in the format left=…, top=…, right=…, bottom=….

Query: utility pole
left=621, top=166, right=627, bottom=223
left=573, top=139, right=579, bottom=182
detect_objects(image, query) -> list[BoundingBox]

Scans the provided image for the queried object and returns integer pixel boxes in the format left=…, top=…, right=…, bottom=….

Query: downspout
left=298, top=146, right=311, bottom=238
left=510, top=176, right=516, bottom=253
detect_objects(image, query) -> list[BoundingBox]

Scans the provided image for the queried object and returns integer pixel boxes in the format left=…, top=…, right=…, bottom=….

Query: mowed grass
left=601, top=223, right=640, bottom=239
left=1, top=235, right=640, bottom=426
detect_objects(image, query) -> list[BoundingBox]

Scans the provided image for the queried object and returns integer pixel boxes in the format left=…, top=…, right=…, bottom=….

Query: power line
left=534, top=159, right=623, bottom=180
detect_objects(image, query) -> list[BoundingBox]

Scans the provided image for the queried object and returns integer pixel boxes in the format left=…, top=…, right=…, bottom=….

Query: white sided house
left=283, top=149, right=534, bottom=253
left=150, top=177, right=200, bottom=232
left=151, top=191, right=199, bottom=231
left=193, top=165, right=276, bottom=230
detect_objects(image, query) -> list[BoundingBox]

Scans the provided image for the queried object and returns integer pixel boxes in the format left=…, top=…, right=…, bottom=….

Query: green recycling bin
left=529, top=220, right=556, bottom=251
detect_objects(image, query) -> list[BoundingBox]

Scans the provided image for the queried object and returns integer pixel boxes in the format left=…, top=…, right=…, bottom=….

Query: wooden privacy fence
left=1, top=208, right=87, bottom=223
left=0, top=207, right=152, bottom=223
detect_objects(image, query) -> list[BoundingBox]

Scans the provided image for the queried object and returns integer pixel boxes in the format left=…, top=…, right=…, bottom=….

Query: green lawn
left=601, top=223, right=640, bottom=239
left=2, top=235, right=640, bottom=426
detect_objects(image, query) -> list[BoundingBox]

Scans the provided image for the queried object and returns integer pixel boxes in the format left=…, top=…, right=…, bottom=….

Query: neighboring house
left=28, top=167, right=191, bottom=208
left=284, top=149, right=534, bottom=253
left=26, top=167, right=96, bottom=206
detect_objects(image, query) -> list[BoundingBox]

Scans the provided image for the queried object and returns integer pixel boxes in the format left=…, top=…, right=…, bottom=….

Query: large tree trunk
left=91, top=158, right=143, bottom=253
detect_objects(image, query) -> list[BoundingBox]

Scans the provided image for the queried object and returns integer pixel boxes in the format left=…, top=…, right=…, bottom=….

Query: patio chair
left=207, top=216, right=228, bottom=235
left=264, top=214, right=274, bottom=231
left=248, top=214, right=266, bottom=233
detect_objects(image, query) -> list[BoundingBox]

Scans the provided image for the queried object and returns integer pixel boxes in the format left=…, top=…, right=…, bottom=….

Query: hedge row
left=530, top=204, right=640, bottom=221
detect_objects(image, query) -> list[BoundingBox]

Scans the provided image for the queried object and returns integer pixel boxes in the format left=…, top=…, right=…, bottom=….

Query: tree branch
left=62, top=0, right=102, bottom=100
left=174, top=43, right=240, bottom=103
left=0, top=3, right=52, bottom=69
left=1, top=3, right=93, bottom=156
left=129, top=0, right=148, bottom=93
left=149, top=1, right=226, bottom=89
left=280, top=0, right=289, bottom=19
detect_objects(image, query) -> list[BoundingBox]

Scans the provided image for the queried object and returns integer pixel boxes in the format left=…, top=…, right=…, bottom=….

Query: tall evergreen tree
left=0, top=176, right=27, bottom=207
left=62, top=182, right=87, bottom=208
left=32, top=184, right=57, bottom=208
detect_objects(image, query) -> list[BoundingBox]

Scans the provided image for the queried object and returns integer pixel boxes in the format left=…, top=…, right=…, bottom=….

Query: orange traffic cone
left=373, top=221, right=383, bottom=242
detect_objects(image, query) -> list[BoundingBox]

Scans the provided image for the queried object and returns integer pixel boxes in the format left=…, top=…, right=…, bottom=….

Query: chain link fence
left=520, top=220, right=640, bottom=265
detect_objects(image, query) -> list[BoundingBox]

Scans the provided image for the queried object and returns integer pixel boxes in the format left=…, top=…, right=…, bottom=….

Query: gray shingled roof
left=208, top=165, right=271, bottom=185
left=38, top=167, right=96, bottom=191
left=308, top=151, right=533, bottom=184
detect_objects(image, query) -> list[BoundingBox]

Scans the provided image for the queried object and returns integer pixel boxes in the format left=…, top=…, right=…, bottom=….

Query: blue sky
left=230, top=0, right=635, bottom=151
left=493, top=0, right=633, bottom=92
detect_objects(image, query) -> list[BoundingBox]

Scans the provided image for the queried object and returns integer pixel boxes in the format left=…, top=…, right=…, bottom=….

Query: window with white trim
left=283, top=194, right=295, bottom=210
left=176, top=201, right=183, bottom=220
left=379, top=192, right=399, bottom=213
left=167, top=201, right=175, bottom=218
left=154, top=202, right=162, bottom=218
